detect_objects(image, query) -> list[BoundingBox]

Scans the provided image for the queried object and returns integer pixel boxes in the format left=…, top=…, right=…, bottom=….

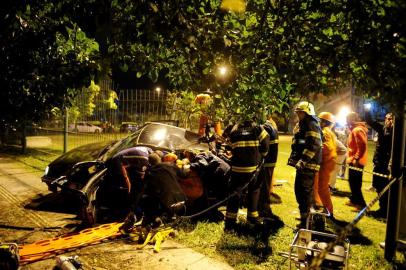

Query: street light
left=364, top=103, right=372, bottom=110
left=218, top=65, right=228, bottom=77
left=155, top=87, right=161, bottom=93
left=336, top=106, right=351, bottom=127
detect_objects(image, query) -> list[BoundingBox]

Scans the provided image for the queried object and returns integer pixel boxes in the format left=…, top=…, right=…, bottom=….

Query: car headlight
left=44, top=166, right=49, bottom=176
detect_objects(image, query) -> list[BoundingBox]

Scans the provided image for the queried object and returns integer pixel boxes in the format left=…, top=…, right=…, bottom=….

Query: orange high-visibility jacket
left=347, top=122, right=368, bottom=166
left=321, top=126, right=337, bottom=163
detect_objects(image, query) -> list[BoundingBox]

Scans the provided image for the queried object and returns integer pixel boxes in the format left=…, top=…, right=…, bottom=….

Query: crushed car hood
left=45, top=140, right=115, bottom=179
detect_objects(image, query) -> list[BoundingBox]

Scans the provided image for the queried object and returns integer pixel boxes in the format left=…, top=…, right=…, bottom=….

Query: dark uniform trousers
left=294, top=168, right=316, bottom=215
left=348, top=164, right=367, bottom=207
left=258, top=166, right=275, bottom=214
left=226, top=171, right=262, bottom=221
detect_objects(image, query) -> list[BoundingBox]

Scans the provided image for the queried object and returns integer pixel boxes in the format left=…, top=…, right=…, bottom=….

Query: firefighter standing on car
left=223, top=119, right=269, bottom=231
left=288, top=101, right=322, bottom=229
left=313, top=112, right=337, bottom=216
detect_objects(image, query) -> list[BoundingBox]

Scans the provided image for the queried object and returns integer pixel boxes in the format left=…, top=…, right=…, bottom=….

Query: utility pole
left=385, top=101, right=406, bottom=260
left=63, top=107, right=68, bottom=153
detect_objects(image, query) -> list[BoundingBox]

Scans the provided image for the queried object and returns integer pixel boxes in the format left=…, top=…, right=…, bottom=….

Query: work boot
left=119, top=212, right=137, bottom=233
left=296, top=213, right=308, bottom=230
left=259, top=204, right=274, bottom=219
left=247, top=216, right=263, bottom=226
left=224, top=219, right=237, bottom=232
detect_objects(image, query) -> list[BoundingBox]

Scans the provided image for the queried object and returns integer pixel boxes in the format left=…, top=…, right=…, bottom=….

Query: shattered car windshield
left=102, top=123, right=201, bottom=160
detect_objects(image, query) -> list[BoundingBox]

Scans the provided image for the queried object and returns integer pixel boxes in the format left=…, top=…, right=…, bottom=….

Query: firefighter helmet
left=295, top=101, right=316, bottom=116
left=162, top=153, right=178, bottom=163
left=318, top=112, right=336, bottom=124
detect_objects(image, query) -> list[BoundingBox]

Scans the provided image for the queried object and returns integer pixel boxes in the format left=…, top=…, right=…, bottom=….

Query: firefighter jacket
left=190, top=152, right=231, bottom=181
left=143, top=163, right=187, bottom=215
left=365, top=114, right=392, bottom=167
left=190, top=152, right=230, bottom=200
left=228, top=121, right=269, bottom=173
left=262, top=120, right=279, bottom=168
left=321, top=126, right=337, bottom=163
left=347, top=122, right=368, bottom=166
left=288, top=116, right=322, bottom=171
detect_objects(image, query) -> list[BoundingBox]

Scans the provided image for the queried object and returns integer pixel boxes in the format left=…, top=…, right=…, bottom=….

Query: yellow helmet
left=295, top=101, right=316, bottom=116
left=318, top=112, right=336, bottom=124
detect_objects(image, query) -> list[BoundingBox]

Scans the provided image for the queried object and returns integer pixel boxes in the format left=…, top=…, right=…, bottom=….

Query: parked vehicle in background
left=69, top=122, right=103, bottom=133
left=119, top=122, right=139, bottom=133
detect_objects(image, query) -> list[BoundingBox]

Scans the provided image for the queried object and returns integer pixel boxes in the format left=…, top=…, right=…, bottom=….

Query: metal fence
left=3, top=80, right=177, bottom=154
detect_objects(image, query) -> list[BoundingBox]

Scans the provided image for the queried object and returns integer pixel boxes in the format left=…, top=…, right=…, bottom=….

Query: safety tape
left=343, top=164, right=392, bottom=179
left=308, top=174, right=402, bottom=269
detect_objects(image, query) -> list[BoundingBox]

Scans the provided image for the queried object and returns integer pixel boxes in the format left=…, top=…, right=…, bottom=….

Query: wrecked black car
left=41, top=122, right=229, bottom=225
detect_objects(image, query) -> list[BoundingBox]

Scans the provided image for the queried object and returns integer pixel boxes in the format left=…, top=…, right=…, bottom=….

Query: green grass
left=176, top=135, right=405, bottom=270
left=1, top=134, right=405, bottom=269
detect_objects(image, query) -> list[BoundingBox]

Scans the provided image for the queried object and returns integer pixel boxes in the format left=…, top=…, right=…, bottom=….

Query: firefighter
left=345, top=112, right=368, bottom=210
left=224, top=120, right=269, bottom=231
left=107, top=146, right=152, bottom=203
left=313, top=112, right=337, bottom=216
left=258, top=114, right=280, bottom=219
left=120, top=151, right=185, bottom=232
left=288, top=101, right=322, bottom=228
left=189, top=151, right=231, bottom=202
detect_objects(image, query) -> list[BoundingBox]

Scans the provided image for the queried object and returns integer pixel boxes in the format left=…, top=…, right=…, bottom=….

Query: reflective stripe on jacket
left=262, top=120, right=279, bottom=168
left=228, top=122, right=270, bottom=173
left=288, top=116, right=322, bottom=171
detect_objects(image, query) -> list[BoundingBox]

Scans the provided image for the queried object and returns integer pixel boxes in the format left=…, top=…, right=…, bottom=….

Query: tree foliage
left=2, top=0, right=405, bottom=130
left=344, top=0, right=406, bottom=111
left=105, top=0, right=405, bottom=117
left=0, top=1, right=99, bottom=125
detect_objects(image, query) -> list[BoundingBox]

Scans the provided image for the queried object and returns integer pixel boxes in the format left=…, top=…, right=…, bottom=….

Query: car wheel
left=47, top=183, right=58, bottom=193
left=80, top=186, right=99, bottom=226
left=94, top=129, right=100, bottom=134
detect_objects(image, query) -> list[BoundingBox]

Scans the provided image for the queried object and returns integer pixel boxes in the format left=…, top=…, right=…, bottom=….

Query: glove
left=295, top=160, right=305, bottom=171
left=351, top=158, right=359, bottom=167
left=119, top=212, right=137, bottom=233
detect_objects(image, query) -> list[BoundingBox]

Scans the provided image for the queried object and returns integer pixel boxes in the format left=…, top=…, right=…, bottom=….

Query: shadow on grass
left=330, top=189, right=352, bottom=198
left=215, top=215, right=285, bottom=264
left=328, top=218, right=373, bottom=245
left=393, top=260, right=406, bottom=270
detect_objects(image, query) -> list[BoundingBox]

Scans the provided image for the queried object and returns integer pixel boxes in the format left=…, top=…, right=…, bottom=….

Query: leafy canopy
left=0, top=1, right=99, bottom=124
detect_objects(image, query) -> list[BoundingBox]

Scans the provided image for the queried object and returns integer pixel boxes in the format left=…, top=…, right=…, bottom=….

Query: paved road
left=0, top=154, right=234, bottom=270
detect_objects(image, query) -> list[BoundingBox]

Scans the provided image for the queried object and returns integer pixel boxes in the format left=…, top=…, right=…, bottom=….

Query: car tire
left=94, top=129, right=100, bottom=134
left=47, top=183, right=58, bottom=193
left=80, top=186, right=99, bottom=226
